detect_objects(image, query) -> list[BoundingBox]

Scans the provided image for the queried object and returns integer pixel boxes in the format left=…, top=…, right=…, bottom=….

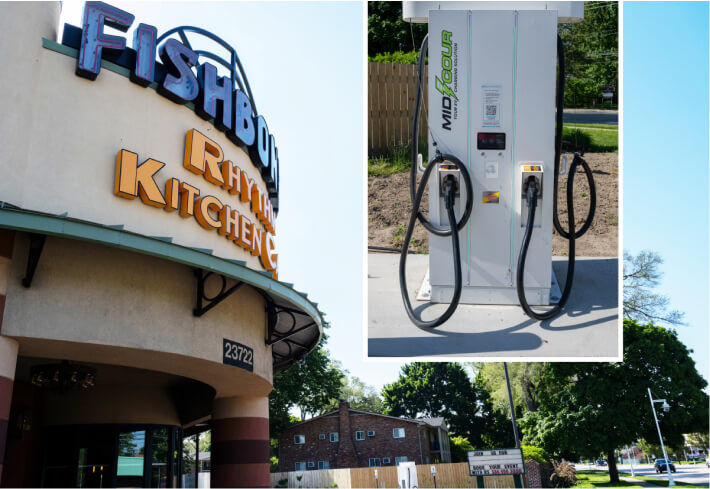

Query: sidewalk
left=368, top=253, right=619, bottom=358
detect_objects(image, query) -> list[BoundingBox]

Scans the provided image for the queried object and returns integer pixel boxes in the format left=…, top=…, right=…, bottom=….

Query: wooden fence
left=271, top=462, right=522, bottom=488
left=368, top=62, right=428, bottom=157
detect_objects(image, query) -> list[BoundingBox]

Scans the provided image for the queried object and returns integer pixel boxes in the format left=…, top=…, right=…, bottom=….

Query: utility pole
left=504, top=363, right=525, bottom=488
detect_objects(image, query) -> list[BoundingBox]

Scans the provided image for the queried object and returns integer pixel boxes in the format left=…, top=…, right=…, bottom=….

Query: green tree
left=269, top=334, right=345, bottom=439
left=624, top=250, right=684, bottom=325
left=477, top=363, right=545, bottom=413
left=368, top=1, right=426, bottom=56
left=382, top=363, right=514, bottom=448
left=324, top=375, right=384, bottom=413
left=559, top=1, right=618, bottom=107
left=521, top=320, right=708, bottom=484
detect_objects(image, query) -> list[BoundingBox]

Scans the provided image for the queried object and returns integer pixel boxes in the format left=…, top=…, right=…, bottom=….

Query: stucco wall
left=3, top=234, right=273, bottom=397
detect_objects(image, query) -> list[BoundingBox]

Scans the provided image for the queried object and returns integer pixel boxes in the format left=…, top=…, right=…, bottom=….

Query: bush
left=368, top=50, right=421, bottom=64
left=450, top=436, right=475, bottom=463
left=270, top=456, right=280, bottom=472
left=562, top=127, right=593, bottom=152
left=523, top=445, right=551, bottom=464
left=550, top=460, right=577, bottom=488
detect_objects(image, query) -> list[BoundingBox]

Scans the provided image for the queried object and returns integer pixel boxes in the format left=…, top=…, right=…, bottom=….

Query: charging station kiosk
left=398, top=2, right=595, bottom=327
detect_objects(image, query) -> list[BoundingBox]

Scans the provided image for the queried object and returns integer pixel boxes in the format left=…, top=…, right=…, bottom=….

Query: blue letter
left=197, top=62, right=233, bottom=131
left=76, top=1, right=134, bottom=80
left=158, top=39, right=199, bottom=104
left=229, top=89, right=255, bottom=147
left=131, top=23, right=157, bottom=86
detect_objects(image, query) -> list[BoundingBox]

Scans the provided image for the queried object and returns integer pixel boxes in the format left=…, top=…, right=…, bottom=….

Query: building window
left=330, top=432, right=339, bottom=442
left=395, top=456, right=408, bottom=465
left=367, top=430, right=376, bottom=437
left=318, top=461, right=330, bottom=470
left=295, top=462, right=306, bottom=471
left=369, top=458, right=382, bottom=467
left=319, top=433, right=326, bottom=440
left=355, top=430, right=365, bottom=441
left=307, top=461, right=315, bottom=468
left=393, top=428, right=405, bottom=439
left=294, top=435, right=305, bottom=445
left=383, top=457, right=391, bottom=465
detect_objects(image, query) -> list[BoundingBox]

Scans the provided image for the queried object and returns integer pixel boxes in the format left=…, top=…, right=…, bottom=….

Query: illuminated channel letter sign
left=114, top=130, right=278, bottom=276
left=467, top=449, right=525, bottom=476
left=74, top=1, right=279, bottom=211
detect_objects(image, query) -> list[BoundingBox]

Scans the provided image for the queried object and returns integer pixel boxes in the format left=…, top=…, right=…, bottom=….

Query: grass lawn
left=564, top=122, right=618, bottom=130
left=573, top=471, right=643, bottom=487
left=618, top=472, right=708, bottom=488
left=368, top=155, right=410, bottom=176
left=368, top=126, right=618, bottom=177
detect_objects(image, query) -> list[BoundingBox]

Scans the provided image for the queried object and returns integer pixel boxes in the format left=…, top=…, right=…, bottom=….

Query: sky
left=623, top=2, right=709, bottom=383
left=58, top=1, right=406, bottom=390
left=57, top=1, right=709, bottom=393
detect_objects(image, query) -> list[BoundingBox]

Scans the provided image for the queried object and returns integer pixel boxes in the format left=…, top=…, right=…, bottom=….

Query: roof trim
left=0, top=206, right=324, bottom=369
left=282, top=406, right=447, bottom=432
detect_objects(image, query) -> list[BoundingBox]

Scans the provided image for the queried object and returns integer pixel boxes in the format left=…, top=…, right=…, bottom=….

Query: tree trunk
left=607, top=449, right=619, bottom=484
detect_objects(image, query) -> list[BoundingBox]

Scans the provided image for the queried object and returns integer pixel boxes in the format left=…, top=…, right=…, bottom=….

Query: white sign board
left=467, top=448, right=525, bottom=476
left=397, top=461, right=419, bottom=488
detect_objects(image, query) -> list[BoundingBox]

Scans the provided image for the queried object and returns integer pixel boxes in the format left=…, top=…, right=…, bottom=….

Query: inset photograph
left=368, top=1, right=619, bottom=358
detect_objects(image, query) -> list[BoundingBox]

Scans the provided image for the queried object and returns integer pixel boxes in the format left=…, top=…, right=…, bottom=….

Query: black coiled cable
left=516, top=36, right=597, bottom=320
left=399, top=153, right=473, bottom=328
left=399, top=33, right=474, bottom=328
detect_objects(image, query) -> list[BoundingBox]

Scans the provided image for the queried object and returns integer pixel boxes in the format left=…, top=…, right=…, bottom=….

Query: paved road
left=579, top=463, right=710, bottom=486
left=563, top=108, right=618, bottom=125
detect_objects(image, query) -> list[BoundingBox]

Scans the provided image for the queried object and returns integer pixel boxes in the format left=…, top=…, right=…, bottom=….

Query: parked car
left=595, top=459, right=607, bottom=466
left=654, top=459, right=676, bottom=473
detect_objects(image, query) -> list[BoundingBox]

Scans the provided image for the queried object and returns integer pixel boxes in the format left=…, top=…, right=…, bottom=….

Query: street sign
left=430, top=465, right=437, bottom=476
left=467, top=448, right=525, bottom=476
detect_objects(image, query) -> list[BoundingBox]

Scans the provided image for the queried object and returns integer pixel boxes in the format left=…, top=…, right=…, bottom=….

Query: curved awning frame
left=0, top=204, right=323, bottom=371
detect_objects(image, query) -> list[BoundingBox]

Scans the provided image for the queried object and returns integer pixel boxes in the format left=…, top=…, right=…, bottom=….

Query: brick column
left=211, top=396, right=270, bottom=488
left=0, top=229, right=18, bottom=483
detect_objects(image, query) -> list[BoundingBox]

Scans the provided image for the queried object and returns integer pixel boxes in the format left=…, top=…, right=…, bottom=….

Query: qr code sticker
left=486, top=104, right=497, bottom=117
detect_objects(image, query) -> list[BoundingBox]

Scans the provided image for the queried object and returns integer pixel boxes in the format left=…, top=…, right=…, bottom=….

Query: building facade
left=0, top=2, right=322, bottom=487
left=278, top=401, right=452, bottom=471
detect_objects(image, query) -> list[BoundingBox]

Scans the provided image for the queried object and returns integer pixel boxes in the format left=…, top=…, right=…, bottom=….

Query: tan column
left=211, top=396, right=270, bottom=488
left=0, top=229, right=18, bottom=483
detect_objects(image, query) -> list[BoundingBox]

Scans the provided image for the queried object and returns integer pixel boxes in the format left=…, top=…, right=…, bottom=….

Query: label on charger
left=482, top=191, right=500, bottom=203
left=482, top=85, right=502, bottom=127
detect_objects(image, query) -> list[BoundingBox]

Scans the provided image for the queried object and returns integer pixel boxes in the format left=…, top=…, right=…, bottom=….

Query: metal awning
left=0, top=203, right=323, bottom=371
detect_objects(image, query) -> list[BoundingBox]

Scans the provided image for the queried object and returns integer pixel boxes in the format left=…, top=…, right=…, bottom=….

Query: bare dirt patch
left=368, top=152, right=618, bottom=257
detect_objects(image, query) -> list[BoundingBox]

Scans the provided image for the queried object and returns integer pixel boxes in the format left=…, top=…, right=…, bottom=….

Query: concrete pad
left=367, top=253, right=619, bottom=359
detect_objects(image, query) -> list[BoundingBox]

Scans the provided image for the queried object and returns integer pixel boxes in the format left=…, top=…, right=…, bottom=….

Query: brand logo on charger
left=436, top=30, right=456, bottom=131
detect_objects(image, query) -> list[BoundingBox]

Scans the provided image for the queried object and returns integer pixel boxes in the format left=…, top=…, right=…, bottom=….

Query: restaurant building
left=0, top=2, right=323, bottom=487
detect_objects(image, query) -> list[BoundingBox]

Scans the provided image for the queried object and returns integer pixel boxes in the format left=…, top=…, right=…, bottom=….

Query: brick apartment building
left=278, top=401, right=451, bottom=471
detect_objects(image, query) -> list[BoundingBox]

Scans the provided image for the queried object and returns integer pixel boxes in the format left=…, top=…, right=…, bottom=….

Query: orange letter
left=178, top=182, right=200, bottom=217
left=164, top=178, right=180, bottom=212
left=219, top=205, right=240, bottom=241
left=251, top=226, right=262, bottom=257
left=239, top=215, right=252, bottom=249
left=194, top=195, right=223, bottom=230
left=260, top=231, right=278, bottom=272
left=184, top=129, right=225, bottom=186
left=114, top=149, right=138, bottom=199
left=136, top=158, right=166, bottom=208
left=221, top=160, right=240, bottom=195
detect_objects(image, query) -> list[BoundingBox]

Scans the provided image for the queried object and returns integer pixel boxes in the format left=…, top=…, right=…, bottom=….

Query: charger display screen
left=477, top=132, right=506, bottom=150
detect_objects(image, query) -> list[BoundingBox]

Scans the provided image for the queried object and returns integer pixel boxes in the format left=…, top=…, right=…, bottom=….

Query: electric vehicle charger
left=399, top=32, right=597, bottom=327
